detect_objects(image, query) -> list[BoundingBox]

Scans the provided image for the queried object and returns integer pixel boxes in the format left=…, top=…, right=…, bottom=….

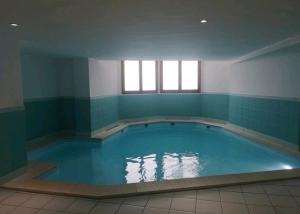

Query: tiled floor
left=1, top=178, right=300, bottom=214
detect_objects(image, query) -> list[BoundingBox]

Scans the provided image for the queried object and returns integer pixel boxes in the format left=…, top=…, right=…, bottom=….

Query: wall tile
left=90, top=96, right=119, bottom=132
left=229, top=95, right=300, bottom=148
left=24, top=99, right=60, bottom=140
left=0, top=109, right=27, bottom=177
left=60, top=97, right=76, bottom=131
left=119, top=94, right=202, bottom=119
left=24, top=97, right=76, bottom=141
left=75, top=98, right=91, bottom=134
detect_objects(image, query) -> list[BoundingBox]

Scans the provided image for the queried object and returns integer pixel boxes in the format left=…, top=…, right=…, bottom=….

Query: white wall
left=201, top=43, right=300, bottom=99
left=21, top=54, right=75, bottom=100
left=88, top=59, right=121, bottom=97
left=0, top=39, right=23, bottom=108
left=229, top=45, right=300, bottom=98
left=21, top=54, right=59, bottom=100
left=73, top=58, right=90, bottom=98
left=199, top=45, right=300, bottom=99
left=21, top=46, right=300, bottom=102
left=58, top=59, right=74, bottom=97
left=87, top=59, right=231, bottom=96
left=201, top=61, right=231, bottom=93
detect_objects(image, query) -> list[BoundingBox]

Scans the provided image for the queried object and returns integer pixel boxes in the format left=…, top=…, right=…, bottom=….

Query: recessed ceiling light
left=200, top=19, right=208, bottom=24
left=10, top=23, right=19, bottom=27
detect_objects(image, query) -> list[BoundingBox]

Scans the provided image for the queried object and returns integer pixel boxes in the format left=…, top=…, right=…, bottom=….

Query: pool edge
left=93, top=117, right=300, bottom=158
left=1, top=162, right=300, bottom=199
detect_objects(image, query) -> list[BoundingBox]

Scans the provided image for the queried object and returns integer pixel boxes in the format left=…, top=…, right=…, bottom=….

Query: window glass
left=162, top=61, right=179, bottom=90
left=142, top=61, right=156, bottom=91
left=182, top=61, right=198, bottom=90
left=124, top=60, right=139, bottom=91
left=122, top=60, right=200, bottom=93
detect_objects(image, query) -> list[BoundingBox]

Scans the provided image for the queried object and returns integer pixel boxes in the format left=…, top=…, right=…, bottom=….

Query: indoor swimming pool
left=29, top=122, right=300, bottom=185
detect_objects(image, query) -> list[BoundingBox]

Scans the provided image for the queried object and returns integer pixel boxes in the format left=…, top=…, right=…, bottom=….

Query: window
left=123, top=60, right=140, bottom=91
left=181, top=61, right=199, bottom=90
left=122, top=60, right=157, bottom=93
left=142, top=61, right=156, bottom=91
left=121, top=60, right=200, bottom=94
left=162, top=61, right=179, bottom=90
left=161, top=60, right=200, bottom=92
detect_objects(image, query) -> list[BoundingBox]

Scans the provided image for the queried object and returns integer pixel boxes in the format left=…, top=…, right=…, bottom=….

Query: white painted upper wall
left=21, top=54, right=59, bottom=100
left=73, top=58, right=90, bottom=98
left=57, top=59, right=74, bottom=97
left=0, top=39, right=23, bottom=109
left=21, top=54, right=75, bottom=100
left=201, top=61, right=231, bottom=93
left=87, top=59, right=231, bottom=96
left=229, top=45, right=300, bottom=99
left=88, top=59, right=121, bottom=97
left=19, top=41, right=300, bottom=101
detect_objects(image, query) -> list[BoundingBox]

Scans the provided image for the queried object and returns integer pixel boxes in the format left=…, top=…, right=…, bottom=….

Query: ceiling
left=1, top=0, right=300, bottom=60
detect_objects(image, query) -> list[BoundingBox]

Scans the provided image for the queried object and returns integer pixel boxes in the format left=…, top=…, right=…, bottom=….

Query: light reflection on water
left=125, top=153, right=201, bottom=183
left=125, top=154, right=157, bottom=183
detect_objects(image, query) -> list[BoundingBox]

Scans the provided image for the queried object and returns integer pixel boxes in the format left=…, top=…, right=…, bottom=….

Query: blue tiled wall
left=119, top=94, right=202, bottom=119
left=24, top=98, right=61, bottom=140
left=201, top=94, right=229, bottom=121
left=60, top=97, right=76, bottom=131
left=117, top=94, right=299, bottom=148
left=74, top=98, right=91, bottom=134
left=24, top=97, right=76, bottom=141
left=24, top=94, right=230, bottom=139
left=90, top=96, right=119, bottom=132
left=0, top=108, right=27, bottom=177
left=228, top=95, right=300, bottom=147
left=24, top=94, right=300, bottom=149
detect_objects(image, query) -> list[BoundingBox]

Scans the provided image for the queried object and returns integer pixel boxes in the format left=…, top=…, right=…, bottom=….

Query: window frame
left=121, top=60, right=159, bottom=94
left=160, top=60, right=201, bottom=93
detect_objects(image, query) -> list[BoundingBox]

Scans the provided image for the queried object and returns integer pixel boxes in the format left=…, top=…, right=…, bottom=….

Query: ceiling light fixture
left=200, top=19, right=208, bottom=24
left=10, top=23, right=19, bottom=27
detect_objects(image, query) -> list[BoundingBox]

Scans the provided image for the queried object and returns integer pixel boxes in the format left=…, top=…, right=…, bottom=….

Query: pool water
left=29, top=123, right=300, bottom=185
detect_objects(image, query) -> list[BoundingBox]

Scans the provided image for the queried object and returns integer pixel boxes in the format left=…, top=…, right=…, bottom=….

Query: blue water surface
left=28, top=123, right=300, bottom=185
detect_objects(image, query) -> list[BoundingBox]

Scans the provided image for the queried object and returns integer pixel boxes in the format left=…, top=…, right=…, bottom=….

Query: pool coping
left=2, top=162, right=300, bottom=199
left=1, top=117, right=300, bottom=198
left=93, top=117, right=300, bottom=158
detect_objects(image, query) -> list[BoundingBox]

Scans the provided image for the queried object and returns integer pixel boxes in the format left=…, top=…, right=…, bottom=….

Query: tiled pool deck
left=1, top=178, right=300, bottom=214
